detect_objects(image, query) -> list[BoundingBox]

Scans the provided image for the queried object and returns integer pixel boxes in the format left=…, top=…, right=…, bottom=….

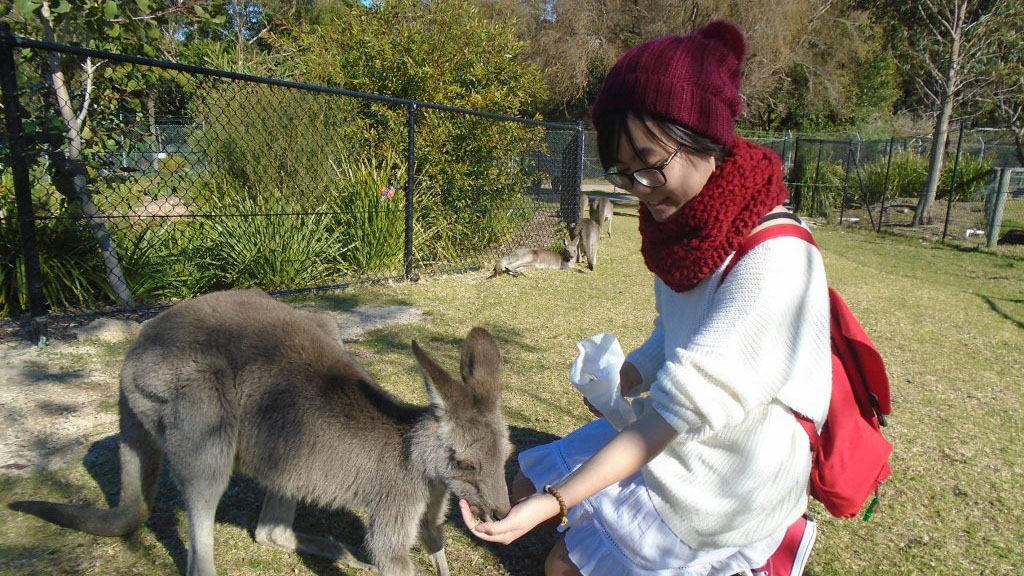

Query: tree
left=476, top=0, right=879, bottom=130
left=980, top=5, right=1024, bottom=167
left=988, top=68, right=1024, bottom=167
left=7, top=0, right=218, bottom=307
left=866, top=0, right=1006, bottom=225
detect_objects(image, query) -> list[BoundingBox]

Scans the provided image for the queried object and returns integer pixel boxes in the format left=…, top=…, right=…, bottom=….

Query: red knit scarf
left=638, top=137, right=789, bottom=293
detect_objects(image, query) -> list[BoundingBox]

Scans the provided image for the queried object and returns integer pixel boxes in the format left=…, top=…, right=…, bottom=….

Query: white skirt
left=518, top=418, right=784, bottom=576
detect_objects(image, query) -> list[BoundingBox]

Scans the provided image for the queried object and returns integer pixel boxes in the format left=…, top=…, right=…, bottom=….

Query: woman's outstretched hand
left=459, top=494, right=560, bottom=545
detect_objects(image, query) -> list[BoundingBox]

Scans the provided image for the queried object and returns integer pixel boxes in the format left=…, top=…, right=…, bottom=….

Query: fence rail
left=0, top=24, right=583, bottom=340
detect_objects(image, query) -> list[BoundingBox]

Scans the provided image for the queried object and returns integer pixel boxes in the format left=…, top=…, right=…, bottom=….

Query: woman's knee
left=545, top=538, right=581, bottom=576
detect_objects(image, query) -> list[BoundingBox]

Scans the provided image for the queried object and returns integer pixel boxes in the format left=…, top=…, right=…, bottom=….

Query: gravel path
left=0, top=304, right=422, bottom=477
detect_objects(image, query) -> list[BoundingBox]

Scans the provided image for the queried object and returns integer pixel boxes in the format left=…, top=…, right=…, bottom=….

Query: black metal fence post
left=404, top=102, right=416, bottom=279
left=839, top=143, right=853, bottom=225
left=878, top=136, right=895, bottom=232
left=0, top=23, right=48, bottom=342
left=790, top=136, right=802, bottom=212
left=811, top=140, right=823, bottom=216
left=941, top=122, right=965, bottom=242
left=851, top=145, right=875, bottom=229
left=575, top=120, right=584, bottom=216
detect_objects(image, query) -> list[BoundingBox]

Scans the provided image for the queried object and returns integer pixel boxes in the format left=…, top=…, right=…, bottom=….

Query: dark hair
left=595, top=110, right=729, bottom=171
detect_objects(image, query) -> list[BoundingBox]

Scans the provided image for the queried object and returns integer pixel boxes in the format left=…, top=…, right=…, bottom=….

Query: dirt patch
left=0, top=304, right=422, bottom=477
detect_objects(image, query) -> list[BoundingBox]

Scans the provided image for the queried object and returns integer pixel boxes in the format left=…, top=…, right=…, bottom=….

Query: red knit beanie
left=590, top=20, right=746, bottom=148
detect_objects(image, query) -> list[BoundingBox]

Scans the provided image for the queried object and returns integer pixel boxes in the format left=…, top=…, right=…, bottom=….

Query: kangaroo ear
left=412, top=340, right=459, bottom=410
left=460, top=327, right=502, bottom=406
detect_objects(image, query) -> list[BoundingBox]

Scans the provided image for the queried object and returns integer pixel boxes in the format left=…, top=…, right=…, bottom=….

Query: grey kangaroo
left=576, top=217, right=600, bottom=271
left=590, top=197, right=613, bottom=238
left=9, top=289, right=512, bottom=576
left=488, top=231, right=582, bottom=278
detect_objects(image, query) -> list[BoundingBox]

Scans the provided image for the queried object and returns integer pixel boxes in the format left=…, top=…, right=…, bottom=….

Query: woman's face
left=613, top=115, right=717, bottom=222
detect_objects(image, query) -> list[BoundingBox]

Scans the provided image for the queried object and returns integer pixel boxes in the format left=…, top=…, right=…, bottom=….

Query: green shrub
left=790, top=145, right=994, bottom=220
left=1, top=165, right=114, bottom=317
left=939, top=153, right=993, bottom=202
left=265, top=0, right=549, bottom=263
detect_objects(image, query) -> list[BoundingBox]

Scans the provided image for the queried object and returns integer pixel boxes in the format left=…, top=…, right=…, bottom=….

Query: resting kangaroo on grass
left=9, top=289, right=513, bottom=576
left=488, top=229, right=583, bottom=278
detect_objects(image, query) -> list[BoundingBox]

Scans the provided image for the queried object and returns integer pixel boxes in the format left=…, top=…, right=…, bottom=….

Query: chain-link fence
left=583, top=127, right=1022, bottom=245
left=786, top=130, right=1022, bottom=244
left=0, top=26, right=583, bottom=337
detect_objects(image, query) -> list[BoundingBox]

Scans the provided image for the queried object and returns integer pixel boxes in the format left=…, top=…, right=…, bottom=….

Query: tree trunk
left=1013, top=128, right=1024, bottom=167
left=147, top=95, right=160, bottom=171
left=914, top=93, right=954, bottom=225
left=38, top=0, right=133, bottom=307
left=913, top=3, right=965, bottom=227
left=50, top=136, right=135, bottom=308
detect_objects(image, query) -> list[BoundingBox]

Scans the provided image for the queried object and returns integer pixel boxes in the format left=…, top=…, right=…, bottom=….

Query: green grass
left=2, top=206, right=1023, bottom=575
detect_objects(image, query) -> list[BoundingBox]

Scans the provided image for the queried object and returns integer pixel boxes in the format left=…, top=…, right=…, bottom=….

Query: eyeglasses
left=603, top=146, right=682, bottom=190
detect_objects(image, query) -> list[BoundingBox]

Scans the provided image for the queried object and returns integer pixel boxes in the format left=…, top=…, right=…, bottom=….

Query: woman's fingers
left=460, top=494, right=556, bottom=545
left=583, top=397, right=603, bottom=417
left=459, top=499, right=479, bottom=531
left=460, top=499, right=517, bottom=542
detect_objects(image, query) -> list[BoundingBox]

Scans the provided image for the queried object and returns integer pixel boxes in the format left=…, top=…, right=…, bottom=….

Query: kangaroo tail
left=10, top=392, right=162, bottom=537
left=9, top=499, right=147, bottom=537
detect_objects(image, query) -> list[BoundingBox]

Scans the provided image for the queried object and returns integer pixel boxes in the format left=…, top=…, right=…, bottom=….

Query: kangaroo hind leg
left=255, top=493, right=375, bottom=571
left=162, top=378, right=238, bottom=576
left=114, top=389, right=163, bottom=532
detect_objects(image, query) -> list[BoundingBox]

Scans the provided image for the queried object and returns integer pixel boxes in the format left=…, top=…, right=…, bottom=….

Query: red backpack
left=723, top=220, right=893, bottom=519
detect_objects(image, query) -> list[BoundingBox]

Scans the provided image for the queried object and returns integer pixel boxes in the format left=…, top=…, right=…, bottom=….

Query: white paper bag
left=569, top=333, right=637, bottom=430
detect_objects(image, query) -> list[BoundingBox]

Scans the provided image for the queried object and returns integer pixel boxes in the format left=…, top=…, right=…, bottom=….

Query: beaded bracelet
left=543, top=484, right=569, bottom=527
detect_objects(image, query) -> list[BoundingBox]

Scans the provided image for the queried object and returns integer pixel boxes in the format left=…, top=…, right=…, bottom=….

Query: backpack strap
left=721, top=216, right=822, bottom=452
left=722, top=220, right=816, bottom=281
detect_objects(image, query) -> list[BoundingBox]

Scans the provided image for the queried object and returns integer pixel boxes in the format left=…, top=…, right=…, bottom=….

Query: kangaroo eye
left=455, top=459, right=478, bottom=472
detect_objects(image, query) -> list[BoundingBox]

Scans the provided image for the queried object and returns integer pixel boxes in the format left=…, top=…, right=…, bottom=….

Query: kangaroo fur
left=9, top=289, right=513, bottom=576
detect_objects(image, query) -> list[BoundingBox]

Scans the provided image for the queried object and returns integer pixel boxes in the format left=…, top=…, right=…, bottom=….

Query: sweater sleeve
left=625, top=313, right=665, bottom=395
left=649, top=237, right=831, bottom=435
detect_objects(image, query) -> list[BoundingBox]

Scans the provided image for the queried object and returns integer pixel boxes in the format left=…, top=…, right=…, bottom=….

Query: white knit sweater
left=625, top=234, right=832, bottom=550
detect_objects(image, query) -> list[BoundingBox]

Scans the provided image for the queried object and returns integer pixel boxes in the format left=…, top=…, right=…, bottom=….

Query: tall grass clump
left=329, top=152, right=407, bottom=275
left=1, top=165, right=117, bottom=317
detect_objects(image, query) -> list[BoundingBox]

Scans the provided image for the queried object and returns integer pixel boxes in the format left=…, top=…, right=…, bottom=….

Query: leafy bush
left=858, top=148, right=928, bottom=203
left=264, top=0, right=550, bottom=262
left=940, top=153, right=993, bottom=202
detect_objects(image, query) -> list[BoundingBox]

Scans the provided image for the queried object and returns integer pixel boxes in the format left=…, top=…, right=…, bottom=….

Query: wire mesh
left=0, top=36, right=581, bottom=329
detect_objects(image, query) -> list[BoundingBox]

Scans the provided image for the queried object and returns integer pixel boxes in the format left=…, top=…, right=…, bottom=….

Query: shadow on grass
left=979, top=294, right=1024, bottom=330
left=70, top=428, right=561, bottom=576
left=357, top=319, right=545, bottom=362
left=77, top=434, right=372, bottom=576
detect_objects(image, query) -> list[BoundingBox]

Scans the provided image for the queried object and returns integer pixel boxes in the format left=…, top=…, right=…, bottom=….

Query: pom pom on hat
left=698, top=20, right=746, bottom=63
left=590, top=20, right=748, bottom=148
